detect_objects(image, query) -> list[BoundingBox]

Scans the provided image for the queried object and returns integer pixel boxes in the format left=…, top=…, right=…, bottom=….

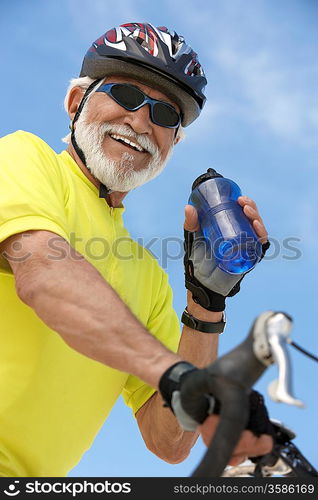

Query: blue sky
left=1, top=0, right=317, bottom=477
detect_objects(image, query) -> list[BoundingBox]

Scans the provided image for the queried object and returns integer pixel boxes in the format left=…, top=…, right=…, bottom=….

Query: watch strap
left=181, top=308, right=226, bottom=334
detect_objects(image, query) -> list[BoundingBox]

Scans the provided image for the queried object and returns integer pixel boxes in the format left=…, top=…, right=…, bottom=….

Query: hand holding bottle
left=184, top=196, right=268, bottom=242
left=183, top=169, right=270, bottom=312
left=236, top=196, right=268, bottom=245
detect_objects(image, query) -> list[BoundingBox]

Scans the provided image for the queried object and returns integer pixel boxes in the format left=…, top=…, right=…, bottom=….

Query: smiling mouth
left=109, top=134, right=146, bottom=153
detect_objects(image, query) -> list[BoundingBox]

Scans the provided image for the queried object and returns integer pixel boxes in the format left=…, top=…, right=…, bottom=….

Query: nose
left=123, top=103, right=153, bottom=136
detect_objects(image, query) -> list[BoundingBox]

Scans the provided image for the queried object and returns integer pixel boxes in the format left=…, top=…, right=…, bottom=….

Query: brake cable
left=288, top=339, right=318, bottom=363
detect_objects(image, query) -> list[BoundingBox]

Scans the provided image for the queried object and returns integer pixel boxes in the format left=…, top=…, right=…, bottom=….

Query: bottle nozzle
left=192, top=168, right=223, bottom=190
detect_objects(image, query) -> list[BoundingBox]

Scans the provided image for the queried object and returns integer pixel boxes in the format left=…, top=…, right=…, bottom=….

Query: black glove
left=246, top=390, right=275, bottom=437
left=159, top=362, right=214, bottom=431
left=184, top=228, right=270, bottom=312
left=159, top=362, right=274, bottom=437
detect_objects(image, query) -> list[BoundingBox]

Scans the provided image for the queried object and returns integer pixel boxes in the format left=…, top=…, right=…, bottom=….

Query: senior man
left=0, top=23, right=272, bottom=477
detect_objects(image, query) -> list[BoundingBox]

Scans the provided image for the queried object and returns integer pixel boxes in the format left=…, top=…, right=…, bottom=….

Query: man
left=0, top=23, right=272, bottom=477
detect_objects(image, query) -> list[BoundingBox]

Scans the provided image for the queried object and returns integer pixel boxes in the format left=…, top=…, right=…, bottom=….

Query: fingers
left=231, top=430, right=273, bottom=459
left=184, top=204, right=200, bottom=232
left=200, top=415, right=274, bottom=466
left=199, top=414, right=218, bottom=446
left=237, top=196, right=257, bottom=210
left=185, top=197, right=268, bottom=241
left=228, top=454, right=248, bottom=467
left=238, top=196, right=268, bottom=244
left=228, top=432, right=273, bottom=467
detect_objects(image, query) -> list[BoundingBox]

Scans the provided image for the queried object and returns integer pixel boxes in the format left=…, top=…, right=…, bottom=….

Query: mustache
left=97, top=123, right=159, bottom=157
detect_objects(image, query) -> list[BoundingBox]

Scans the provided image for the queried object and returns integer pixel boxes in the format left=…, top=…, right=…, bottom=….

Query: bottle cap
left=192, top=168, right=224, bottom=190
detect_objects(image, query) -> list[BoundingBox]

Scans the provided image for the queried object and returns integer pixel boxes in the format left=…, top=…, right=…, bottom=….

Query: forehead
left=101, top=75, right=180, bottom=112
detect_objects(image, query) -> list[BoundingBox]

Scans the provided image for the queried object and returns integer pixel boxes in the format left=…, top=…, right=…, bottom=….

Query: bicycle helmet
left=79, top=22, right=207, bottom=126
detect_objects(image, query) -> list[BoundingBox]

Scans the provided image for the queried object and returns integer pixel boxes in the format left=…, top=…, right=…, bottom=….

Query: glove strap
left=185, top=272, right=226, bottom=312
left=158, top=361, right=197, bottom=411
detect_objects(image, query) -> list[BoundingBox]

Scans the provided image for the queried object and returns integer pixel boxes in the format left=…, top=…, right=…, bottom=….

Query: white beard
left=74, top=106, right=173, bottom=192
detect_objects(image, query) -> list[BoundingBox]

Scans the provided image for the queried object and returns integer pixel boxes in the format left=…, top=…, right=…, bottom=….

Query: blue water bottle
left=188, top=168, right=262, bottom=293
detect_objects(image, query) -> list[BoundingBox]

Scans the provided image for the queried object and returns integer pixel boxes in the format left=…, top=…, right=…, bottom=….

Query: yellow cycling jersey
left=0, top=131, right=180, bottom=477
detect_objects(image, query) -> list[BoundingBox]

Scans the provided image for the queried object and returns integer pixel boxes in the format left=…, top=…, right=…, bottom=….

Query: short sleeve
left=0, top=131, right=69, bottom=273
left=121, top=267, right=181, bottom=415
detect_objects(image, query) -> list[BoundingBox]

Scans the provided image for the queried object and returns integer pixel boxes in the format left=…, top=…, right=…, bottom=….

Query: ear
left=67, top=87, right=85, bottom=122
left=173, top=125, right=185, bottom=146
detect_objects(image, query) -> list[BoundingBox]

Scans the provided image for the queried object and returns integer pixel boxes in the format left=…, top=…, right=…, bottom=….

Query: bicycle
left=180, top=311, right=318, bottom=478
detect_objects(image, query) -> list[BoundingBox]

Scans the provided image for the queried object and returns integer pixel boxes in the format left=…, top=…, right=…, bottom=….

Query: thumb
left=184, top=204, right=200, bottom=232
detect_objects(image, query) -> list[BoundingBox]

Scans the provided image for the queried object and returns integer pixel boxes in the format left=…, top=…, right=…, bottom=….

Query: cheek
left=86, top=97, right=125, bottom=123
left=157, top=130, right=175, bottom=158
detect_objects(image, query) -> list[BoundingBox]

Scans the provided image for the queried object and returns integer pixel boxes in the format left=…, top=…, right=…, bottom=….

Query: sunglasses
left=95, top=83, right=182, bottom=129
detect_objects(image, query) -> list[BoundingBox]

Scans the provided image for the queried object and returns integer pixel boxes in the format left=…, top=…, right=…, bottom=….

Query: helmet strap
left=70, top=79, right=112, bottom=199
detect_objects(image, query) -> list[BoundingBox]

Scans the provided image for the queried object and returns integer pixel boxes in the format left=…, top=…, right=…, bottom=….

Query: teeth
left=110, top=134, right=144, bottom=152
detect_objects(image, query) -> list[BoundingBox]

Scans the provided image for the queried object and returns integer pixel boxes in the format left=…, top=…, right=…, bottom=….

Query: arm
left=135, top=205, right=222, bottom=463
left=0, top=230, right=181, bottom=388
left=1, top=228, right=219, bottom=463
left=135, top=197, right=273, bottom=465
left=136, top=293, right=221, bottom=463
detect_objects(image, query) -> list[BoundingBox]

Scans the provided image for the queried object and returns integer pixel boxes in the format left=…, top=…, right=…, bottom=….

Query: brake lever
left=253, top=312, right=304, bottom=407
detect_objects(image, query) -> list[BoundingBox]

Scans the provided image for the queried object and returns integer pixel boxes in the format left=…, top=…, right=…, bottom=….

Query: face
left=72, top=76, right=180, bottom=192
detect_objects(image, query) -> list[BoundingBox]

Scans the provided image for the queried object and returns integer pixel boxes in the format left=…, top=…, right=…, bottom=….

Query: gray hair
left=62, top=76, right=185, bottom=144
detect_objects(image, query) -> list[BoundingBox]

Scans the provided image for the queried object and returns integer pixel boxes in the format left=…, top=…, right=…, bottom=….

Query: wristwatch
left=181, top=307, right=226, bottom=334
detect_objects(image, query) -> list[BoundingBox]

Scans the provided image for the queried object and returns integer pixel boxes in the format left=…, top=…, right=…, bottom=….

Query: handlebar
left=181, top=311, right=305, bottom=477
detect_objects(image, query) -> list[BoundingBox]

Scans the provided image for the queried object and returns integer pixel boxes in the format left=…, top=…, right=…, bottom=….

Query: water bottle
left=188, top=168, right=262, bottom=295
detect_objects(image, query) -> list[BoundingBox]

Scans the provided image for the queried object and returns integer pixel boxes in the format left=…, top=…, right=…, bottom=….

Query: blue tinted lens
left=110, top=84, right=145, bottom=109
left=98, top=84, right=181, bottom=128
left=152, top=102, right=180, bottom=128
